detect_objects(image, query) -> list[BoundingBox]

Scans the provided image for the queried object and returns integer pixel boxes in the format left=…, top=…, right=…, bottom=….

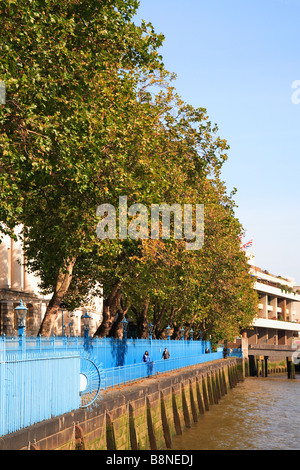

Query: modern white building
left=0, top=227, right=103, bottom=336
left=242, top=251, right=300, bottom=348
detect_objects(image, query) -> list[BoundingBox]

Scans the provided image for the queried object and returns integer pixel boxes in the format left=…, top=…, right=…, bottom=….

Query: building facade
left=242, top=251, right=300, bottom=352
left=0, top=228, right=103, bottom=337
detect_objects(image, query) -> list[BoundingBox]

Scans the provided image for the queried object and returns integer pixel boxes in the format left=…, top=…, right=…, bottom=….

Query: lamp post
left=121, top=317, right=128, bottom=340
left=59, top=308, right=66, bottom=336
left=166, top=325, right=171, bottom=340
left=147, top=322, right=154, bottom=340
left=68, top=313, right=75, bottom=337
left=82, top=311, right=91, bottom=351
left=15, top=300, right=28, bottom=347
left=180, top=327, right=185, bottom=341
left=69, top=321, right=74, bottom=337
left=190, top=328, right=194, bottom=341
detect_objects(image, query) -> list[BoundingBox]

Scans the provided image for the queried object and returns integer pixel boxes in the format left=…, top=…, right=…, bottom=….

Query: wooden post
left=75, top=424, right=86, bottom=450
left=264, top=356, right=268, bottom=377
left=287, top=357, right=295, bottom=379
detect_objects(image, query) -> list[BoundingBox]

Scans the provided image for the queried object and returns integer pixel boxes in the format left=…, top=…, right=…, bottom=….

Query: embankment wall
left=1, top=358, right=244, bottom=450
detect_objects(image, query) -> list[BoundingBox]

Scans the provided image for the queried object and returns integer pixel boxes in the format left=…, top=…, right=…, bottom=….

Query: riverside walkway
left=0, top=357, right=243, bottom=450
left=1, top=333, right=225, bottom=437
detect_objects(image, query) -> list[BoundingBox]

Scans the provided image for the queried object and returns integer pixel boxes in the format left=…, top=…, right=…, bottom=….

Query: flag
left=242, top=240, right=253, bottom=249
left=238, top=234, right=243, bottom=241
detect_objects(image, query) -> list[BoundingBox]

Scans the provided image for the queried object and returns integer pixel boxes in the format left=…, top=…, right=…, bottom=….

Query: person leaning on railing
left=162, top=348, right=170, bottom=359
left=142, top=350, right=151, bottom=362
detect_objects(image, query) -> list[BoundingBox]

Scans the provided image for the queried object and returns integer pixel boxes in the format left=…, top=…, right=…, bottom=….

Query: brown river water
left=172, top=374, right=300, bottom=450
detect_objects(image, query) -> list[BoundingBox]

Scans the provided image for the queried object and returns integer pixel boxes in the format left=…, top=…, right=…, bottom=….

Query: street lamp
left=121, top=317, right=128, bottom=339
left=190, top=328, right=194, bottom=341
left=166, top=325, right=171, bottom=340
left=82, top=311, right=91, bottom=337
left=69, top=321, right=74, bottom=337
left=59, top=307, right=66, bottom=336
left=15, top=300, right=28, bottom=340
left=82, top=311, right=92, bottom=352
left=180, top=327, right=185, bottom=341
left=15, top=300, right=28, bottom=348
left=147, top=321, right=154, bottom=340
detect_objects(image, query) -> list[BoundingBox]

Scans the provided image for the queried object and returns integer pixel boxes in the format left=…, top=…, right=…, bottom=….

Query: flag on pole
left=242, top=240, right=253, bottom=249
left=238, top=234, right=243, bottom=241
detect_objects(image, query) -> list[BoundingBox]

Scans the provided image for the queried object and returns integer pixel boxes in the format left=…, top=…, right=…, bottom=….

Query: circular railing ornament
left=79, top=356, right=102, bottom=408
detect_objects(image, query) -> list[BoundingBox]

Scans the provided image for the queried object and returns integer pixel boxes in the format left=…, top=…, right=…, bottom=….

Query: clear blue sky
left=134, top=0, right=300, bottom=283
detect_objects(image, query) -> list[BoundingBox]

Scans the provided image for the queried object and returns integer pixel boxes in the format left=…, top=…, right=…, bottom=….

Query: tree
left=87, top=78, right=258, bottom=340
left=0, top=0, right=258, bottom=341
left=88, top=74, right=232, bottom=337
left=123, top=177, right=258, bottom=343
left=0, top=0, right=164, bottom=335
left=57, top=70, right=257, bottom=342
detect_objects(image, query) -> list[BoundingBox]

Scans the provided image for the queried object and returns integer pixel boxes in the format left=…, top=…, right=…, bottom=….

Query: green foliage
left=0, top=0, right=258, bottom=339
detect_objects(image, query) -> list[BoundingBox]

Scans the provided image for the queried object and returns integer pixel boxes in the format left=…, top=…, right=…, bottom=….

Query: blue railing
left=1, top=334, right=211, bottom=368
left=87, top=336, right=211, bottom=368
left=228, top=348, right=243, bottom=358
left=0, top=337, right=80, bottom=437
left=102, top=351, right=223, bottom=389
left=0, top=334, right=221, bottom=438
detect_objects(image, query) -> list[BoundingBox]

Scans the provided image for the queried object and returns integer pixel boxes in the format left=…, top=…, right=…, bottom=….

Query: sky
left=134, top=0, right=300, bottom=283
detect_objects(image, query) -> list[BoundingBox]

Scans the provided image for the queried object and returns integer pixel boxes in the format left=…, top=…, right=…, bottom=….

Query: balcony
left=248, top=343, right=295, bottom=352
left=252, top=317, right=300, bottom=332
left=255, top=282, right=300, bottom=301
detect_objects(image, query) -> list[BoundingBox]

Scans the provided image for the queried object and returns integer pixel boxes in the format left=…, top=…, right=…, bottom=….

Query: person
left=142, top=350, right=151, bottom=363
left=162, top=348, right=170, bottom=360
left=223, top=346, right=228, bottom=359
left=205, top=346, right=210, bottom=354
left=142, top=350, right=153, bottom=377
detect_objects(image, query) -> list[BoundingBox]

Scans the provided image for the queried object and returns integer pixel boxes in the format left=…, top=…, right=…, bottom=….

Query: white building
left=243, top=251, right=300, bottom=347
left=0, top=228, right=103, bottom=336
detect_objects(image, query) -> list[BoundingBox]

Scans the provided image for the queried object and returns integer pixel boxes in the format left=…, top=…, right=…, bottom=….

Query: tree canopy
left=0, top=0, right=258, bottom=342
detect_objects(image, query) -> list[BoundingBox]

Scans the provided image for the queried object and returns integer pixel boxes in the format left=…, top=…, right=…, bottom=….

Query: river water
left=172, top=374, right=300, bottom=450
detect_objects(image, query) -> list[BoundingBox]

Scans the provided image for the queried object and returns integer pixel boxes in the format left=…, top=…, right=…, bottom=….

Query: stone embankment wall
left=1, top=358, right=245, bottom=450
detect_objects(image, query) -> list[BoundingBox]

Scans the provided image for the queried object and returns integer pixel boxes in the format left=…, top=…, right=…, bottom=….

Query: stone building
left=0, top=227, right=103, bottom=337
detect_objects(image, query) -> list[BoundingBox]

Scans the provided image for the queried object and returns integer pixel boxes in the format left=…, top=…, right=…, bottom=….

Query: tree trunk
left=135, top=299, right=150, bottom=338
left=111, top=302, right=131, bottom=339
left=172, top=324, right=182, bottom=340
left=184, top=313, right=197, bottom=339
left=153, top=303, right=166, bottom=338
left=162, top=304, right=183, bottom=338
left=38, top=257, right=76, bottom=336
left=94, top=283, right=122, bottom=337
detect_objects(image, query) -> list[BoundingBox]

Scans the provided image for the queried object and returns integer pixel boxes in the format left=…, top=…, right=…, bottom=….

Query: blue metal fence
left=102, top=351, right=223, bottom=389
left=0, top=334, right=234, bottom=438
left=0, top=336, right=81, bottom=437
left=2, top=335, right=211, bottom=368
left=0, top=338, right=5, bottom=437
left=228, top=348, right=243, bottom=358
left=86, top=336, right=211, bottom=368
